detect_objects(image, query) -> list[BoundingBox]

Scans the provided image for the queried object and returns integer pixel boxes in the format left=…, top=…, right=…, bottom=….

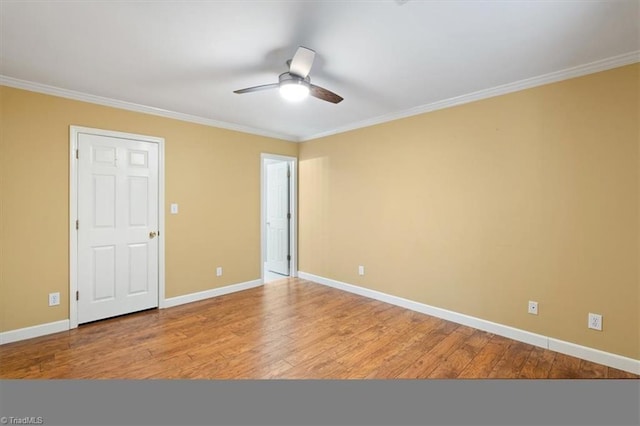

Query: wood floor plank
left=334, top=328, right=414, bottom=378
left=1, top=278, right=636, bottom=380
left=578, top=359, right=608, bottom=379
left=363, top=318, right=450, bottom=379
left=547, top=353, right=583, bottom=379
left=456, top=335, right=510, bottom=378
left=488, top=341, right=534, bottom=378
left=607, top=367, right=639, bottom=379
left=395, top=328, right=469, bottom=378
left=519, top=346, right=556, bottom=379
left=427, top=329, right=493, bottom=378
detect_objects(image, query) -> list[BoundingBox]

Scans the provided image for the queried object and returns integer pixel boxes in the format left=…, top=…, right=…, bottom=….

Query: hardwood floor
left=1, top=278, right=637, bottom=379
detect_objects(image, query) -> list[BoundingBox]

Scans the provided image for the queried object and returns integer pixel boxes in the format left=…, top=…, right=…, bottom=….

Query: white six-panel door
left=77, top=133, right=159, bottom=324
left=266, top=161, right=290, bottom=276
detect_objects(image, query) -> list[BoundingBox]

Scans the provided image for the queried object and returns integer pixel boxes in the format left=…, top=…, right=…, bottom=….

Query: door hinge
left=76, top=291, right=79, bottom=301
left=287, top=169, right=291, bottom=178
left=287, top=255, right=291, bottom=261
left=76, top=149, right=79, bottom=159
left=76, top=220, right=79, bottom=230
left=287, top=213, right=291, bottom=219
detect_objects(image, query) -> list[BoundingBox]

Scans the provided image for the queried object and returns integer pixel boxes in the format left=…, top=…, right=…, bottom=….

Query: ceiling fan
left=234, top=46, right=343, bottom=104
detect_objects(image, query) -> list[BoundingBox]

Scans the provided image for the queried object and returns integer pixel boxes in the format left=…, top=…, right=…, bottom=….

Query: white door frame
left=261, top=153, right=297, bottom=282
left=69, top=126, right=166, bottom=329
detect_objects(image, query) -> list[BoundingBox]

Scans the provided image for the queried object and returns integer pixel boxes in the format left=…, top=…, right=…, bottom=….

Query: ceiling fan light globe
left=279, top=81, right=309, bottom=102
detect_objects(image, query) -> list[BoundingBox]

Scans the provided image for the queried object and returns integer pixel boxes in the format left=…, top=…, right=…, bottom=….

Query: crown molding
left=3, top=50, right=638, bottom=143
left=300, top=50, right=640, bottom=142
left=0, top=75, right=298, bottom=142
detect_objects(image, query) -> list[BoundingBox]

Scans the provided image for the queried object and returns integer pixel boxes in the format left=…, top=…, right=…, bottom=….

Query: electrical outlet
left=358, top=265, right=365, bottom=276
left=588, top=313, right=602, bottom=331
left=528, top=301, right=538, bottom=315
left=216, top=266, right=223, bottom=277
left=48, top=292, right=60, bottom=306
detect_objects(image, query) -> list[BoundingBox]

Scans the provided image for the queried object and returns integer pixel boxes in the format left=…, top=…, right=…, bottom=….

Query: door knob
left=149, top=231, right=157, bottom=239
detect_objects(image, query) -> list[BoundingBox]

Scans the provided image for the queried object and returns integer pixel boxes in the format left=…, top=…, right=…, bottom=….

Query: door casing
left=261, top=153, right=297, bottom=282
left=69, top=126, right=166, bottom=328
left=265, top=160, right=290, bottom=275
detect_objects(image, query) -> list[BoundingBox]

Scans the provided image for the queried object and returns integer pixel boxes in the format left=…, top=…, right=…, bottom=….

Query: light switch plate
left=170, top=203, right=179, bottom=214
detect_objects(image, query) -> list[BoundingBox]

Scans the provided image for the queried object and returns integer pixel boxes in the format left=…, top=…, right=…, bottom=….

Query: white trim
left=3, top=51, right=637, bottom=144
left=298, top=271, right=640, bottom=375
left=0, top=320, right=70, bottom=345
left=163, top=279, right=263, bottom=309
left=0, top=279, right=262, bottom=345
left=261, top=153, right=298, bottom=282
left=158, top=136, right=167, bottom=309
left=69, top=126, right=166, bottom=327
left=69, top=128, right=79, bottom=328
left=0, top=75, right=297, bottom=142
left=299, top=50, right=640, bottom=141
left=549, top=338, right=640, bottom=376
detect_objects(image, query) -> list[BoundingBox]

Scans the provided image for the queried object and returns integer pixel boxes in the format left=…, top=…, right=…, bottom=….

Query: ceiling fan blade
left=233, top=83, right=279, bottom=94
left=288, top=46, right=315, bottom=78
left=310, top=84, right=343, bottom=104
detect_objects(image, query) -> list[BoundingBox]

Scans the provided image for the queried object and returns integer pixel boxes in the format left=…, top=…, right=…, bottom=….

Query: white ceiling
left=1, top=1, right=638, bottom=141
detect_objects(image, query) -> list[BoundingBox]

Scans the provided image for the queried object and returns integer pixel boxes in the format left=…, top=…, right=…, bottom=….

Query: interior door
left=266, top=161, right=290, bottom=276
left=77, top=133, right=159, bottom=324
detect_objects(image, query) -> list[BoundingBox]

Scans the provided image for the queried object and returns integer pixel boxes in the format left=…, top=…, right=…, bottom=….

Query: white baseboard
left=0, top=319, right=70, bottom=345
left=0, top=280, right=263, bottom=346
left=163, top=279, right=263, bottom=308
left=3, top=276, right=637, bottom=374
left=548, top=338, right=640, bottom=376
left=298, top=271, right=640, bottom=375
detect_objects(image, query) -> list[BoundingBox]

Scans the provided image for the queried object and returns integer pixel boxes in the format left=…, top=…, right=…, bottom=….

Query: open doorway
left=261, top=154, right=297, bottom=283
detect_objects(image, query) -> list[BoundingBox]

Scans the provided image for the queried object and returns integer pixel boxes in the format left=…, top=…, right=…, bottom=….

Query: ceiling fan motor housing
left=279, top=72, right=311, bottom=88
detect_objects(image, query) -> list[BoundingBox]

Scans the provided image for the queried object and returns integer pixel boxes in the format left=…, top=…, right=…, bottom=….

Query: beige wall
left=299, top=64, right=639, bottom=359
left=2, top=64, right=638, bottom=361
left=0, top=86, right=298, bottom=332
